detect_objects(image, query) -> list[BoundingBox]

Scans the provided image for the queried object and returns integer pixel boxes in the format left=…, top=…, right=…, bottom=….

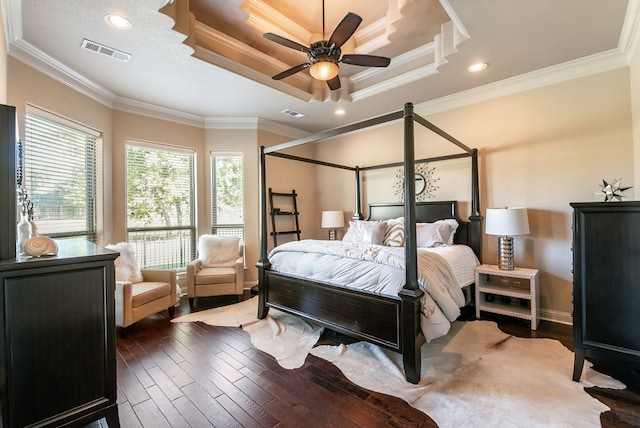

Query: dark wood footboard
left=257, top=269, right=426, bottom=383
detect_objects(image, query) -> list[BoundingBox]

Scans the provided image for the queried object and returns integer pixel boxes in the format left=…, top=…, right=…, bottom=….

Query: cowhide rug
left=172, top=297, right=625, bottom=427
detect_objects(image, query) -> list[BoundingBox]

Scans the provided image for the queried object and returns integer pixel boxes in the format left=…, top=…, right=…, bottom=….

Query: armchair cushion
left=106, top=242, right=144, bottom=283
left=131, top=282, right=172, bottom=307
left=195, top=266, right=237, bottom=285
left=198, top=235, right=240, bottom=267
left=114, top=268, right=178, bottom=328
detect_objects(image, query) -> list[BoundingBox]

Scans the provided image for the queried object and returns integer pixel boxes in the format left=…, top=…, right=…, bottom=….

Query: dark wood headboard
left=366, top=201, right=481, bottom=260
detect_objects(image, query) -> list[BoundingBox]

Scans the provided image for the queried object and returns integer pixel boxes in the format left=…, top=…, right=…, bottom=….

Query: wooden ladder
left=268, top=188, right=301, bottom=247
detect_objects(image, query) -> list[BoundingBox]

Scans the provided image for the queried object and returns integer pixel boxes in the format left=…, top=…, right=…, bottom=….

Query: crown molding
left=257, top=118, right=310, bottom=139
left=416, top=48, right=630, bottom=116
left=621, top=0, right=640, bottom=62
left=241, top=0, right=311, bottom=45
left=205, top=116, right=309, bottom=139
left=8, top=39, right=115, bottom=108
left=1, top=0, right=22, bottom=47
left=5, top=0, right=638, bottom=136
left=112, top=97, right=205, bottom=127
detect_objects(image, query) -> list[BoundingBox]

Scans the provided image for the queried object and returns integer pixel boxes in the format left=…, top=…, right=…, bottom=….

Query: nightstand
left=474, top=264, right=540, bottom=330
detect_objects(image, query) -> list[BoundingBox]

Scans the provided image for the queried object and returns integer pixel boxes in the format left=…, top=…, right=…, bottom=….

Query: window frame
left=23, top=105, right=101, bottom=242
left=210, top=151, right=245, bottom=240
left=125, top=139, right=196, bottom=270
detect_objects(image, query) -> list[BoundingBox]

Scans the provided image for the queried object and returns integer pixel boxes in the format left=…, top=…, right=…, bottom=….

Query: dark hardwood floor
left=89, top=294, right=640, bottom=427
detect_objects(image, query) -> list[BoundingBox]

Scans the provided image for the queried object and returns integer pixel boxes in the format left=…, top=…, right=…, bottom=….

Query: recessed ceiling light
left=468, top=62, right=487, bottom=73
left=105, top=14, right=131, bottom=29
left=334, top=108, right=346, bottom=116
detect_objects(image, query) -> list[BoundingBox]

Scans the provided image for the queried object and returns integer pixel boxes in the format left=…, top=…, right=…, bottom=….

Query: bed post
left=469, top=148, right=483, bottom=262
left=353, top=166, right=363, bottom=220
left=400, top=102, right=424, bottom=384
left=256, top=146, right=270, bottom=319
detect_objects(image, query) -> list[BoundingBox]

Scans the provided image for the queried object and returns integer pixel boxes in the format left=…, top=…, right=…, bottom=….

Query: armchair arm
left=186, top=259, right=201, bottom=296
left=114, top=280, right=134, bottom=327
left=234, top=256, right=245, bottom=294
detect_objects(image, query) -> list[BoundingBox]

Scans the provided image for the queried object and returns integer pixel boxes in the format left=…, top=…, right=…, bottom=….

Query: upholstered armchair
left=187, top=235, right=244, bottom=308
left=106, top=243, right=179, bottom=331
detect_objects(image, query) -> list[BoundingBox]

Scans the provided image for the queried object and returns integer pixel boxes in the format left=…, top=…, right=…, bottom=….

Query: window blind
left=24, top=113, right=98, bottom=240
left=126, top=142, right=195, bottom=269
left=211, top=152, right=244, bottom=239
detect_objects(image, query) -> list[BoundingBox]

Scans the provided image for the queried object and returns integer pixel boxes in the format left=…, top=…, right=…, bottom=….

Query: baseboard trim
left=540, top=308, right=572, bottom=326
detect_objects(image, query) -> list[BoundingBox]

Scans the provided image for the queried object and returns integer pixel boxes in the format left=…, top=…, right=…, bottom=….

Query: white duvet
left=268, top=240, right=480, bottom=341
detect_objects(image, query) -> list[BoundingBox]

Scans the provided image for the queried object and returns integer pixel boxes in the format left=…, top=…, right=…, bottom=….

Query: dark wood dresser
left=0, top=240, right=120, bottom=427
left=571, top=201, right=640, bottom=382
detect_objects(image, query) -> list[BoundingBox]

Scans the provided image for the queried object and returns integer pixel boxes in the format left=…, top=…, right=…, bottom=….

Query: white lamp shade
left=321, top=211, right=345, bottom=228
left=485, top=207, right=530, bottom=236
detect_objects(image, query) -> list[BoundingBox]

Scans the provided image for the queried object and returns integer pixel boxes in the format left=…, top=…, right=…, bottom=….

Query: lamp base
left=328, top=229, right=337, bottom=240
left=497, top=236, right=515, bottom=270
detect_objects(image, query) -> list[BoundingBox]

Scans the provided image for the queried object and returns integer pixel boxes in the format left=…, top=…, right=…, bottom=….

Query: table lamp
left=485, top=207, right=530, bottom=270
left=321, top=210, right=344, bottom=240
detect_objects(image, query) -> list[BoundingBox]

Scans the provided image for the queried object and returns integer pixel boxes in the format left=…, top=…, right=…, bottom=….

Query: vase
left=17, top=213, right=31, bottom=255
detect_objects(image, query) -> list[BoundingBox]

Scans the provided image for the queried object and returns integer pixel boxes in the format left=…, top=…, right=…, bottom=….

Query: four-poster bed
left=256, top=103, right=482, bottom=384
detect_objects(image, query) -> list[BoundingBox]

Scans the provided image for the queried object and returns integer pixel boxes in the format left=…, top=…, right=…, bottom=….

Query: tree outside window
left=126, top=143, right=195, bottom=269
left=211, top=152, right=244, bottom=239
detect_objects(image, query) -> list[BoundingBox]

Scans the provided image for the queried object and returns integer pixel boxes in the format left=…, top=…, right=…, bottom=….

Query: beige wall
left=631, top=37, right=640, bottom=199
left=1, top=6, right=6, bottom=103
left=111, top=110, right=204, bottom=245
left=5, top=51, right=637, bottom=323
left=7, top=58, right=114, bottom=244
left=313, top=68, right=634, bottom=323
left=205, top=127, right=259, bottom=282
left=204, top=128, right=318, bottom=283
left=262, top=136, right=320, bottom=242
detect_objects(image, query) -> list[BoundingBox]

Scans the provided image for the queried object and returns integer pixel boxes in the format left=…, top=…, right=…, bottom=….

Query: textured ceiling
left=3, top=0, right=635, bottom=133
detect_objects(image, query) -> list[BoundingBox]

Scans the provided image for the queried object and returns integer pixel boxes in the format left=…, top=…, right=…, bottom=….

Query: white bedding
left=268, top=240, right=480, bottom=341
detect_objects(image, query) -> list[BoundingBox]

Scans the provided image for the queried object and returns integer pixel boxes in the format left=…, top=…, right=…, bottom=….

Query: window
left=211, top=152, right=244, bottom=238
left=126, top=141, right=195, bottom=269
left=24, top=109, right=99, bottom=241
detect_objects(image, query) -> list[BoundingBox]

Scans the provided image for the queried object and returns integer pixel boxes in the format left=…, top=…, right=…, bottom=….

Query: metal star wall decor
left=594, top=178, right=632, bottom=202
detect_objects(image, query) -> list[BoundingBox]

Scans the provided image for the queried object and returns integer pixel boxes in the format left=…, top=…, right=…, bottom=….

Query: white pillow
left=384, top=217, right=404, bottom=247
left=198, top=235, right=240, bottom=267
left=343, top=220, right=386, bottom=245
left=435, top=219, right=459, bottom=245
left=416, top=222, right=454, bottom=248
left=106, top=242, right=144, bottom=283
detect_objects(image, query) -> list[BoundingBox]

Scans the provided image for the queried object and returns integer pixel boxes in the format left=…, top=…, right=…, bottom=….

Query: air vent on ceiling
left=281, top=109, right=305, bottom=118
left=81, top=38, right=131, bottom=62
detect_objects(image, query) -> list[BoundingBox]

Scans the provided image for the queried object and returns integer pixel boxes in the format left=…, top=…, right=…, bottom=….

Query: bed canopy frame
left=256, top=102, right=482, bottom=384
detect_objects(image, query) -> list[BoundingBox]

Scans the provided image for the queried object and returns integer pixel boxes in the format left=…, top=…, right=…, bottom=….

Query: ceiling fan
left=263, top=1, right=391, bottom=91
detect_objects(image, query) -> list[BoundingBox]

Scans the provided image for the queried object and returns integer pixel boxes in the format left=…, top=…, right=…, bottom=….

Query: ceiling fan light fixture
left=309, top=60, right=339, bottom=81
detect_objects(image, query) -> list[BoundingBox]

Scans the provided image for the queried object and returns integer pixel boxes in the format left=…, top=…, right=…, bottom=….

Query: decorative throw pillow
left=384, top=217, right=404, bottom=247
left=416, top=223, right=451, bottom=248
left=344, top=220, right=386, bottom=245
left=106, top=242, right=144, bottom=283
left=198, top=235, right=240, bottom=267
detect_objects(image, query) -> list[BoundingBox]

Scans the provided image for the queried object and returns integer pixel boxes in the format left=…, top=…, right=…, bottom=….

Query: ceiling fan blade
left=263, top=33, right=309, bottom=53
left=272, top=63, right=311, bottom=80
left=328, top=12, right=362, bottom=48
left=341, top=54, right=391, bottom=67
left=327, top=76, right=341, bottom=91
